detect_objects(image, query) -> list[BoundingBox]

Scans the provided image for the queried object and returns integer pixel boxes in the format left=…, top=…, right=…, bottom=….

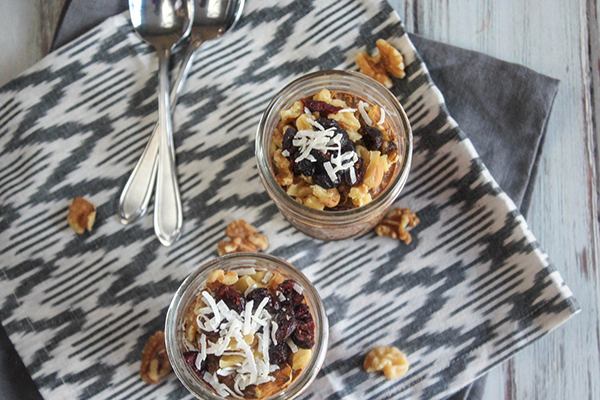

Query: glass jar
left=255, top=70, right=412, bottom=241
left=165, top=253, right=329, bottom=400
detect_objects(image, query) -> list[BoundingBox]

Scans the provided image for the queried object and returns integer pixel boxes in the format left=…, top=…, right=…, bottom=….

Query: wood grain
left=0, top=0, right=598, bottom=399
left=389, top=0, right=600, bottom=399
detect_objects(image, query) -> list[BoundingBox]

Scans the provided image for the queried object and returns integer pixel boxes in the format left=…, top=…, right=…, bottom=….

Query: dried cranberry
left=293, top=158, right=315, bottom=177
left=269, top=342, right=292, bottom=365
left=360, top=126, right=383, bottom=151
left=313, top=173, right=338, bottom=189
left=282, top=127, right=297, bottom=153
left=246, top=287, right=279, bottom=313
left=278, top=280, right=305, bottom=306
left=184, top=351, right=201, bottom=375
left=215, top=285, right=246, bottom=314
left=274, top=306, right=297, bottom=342
left=343, top=157, right=364, bottom=187
left=294, top=303, right=313, bottom=324
left=302, top=99, right=343, bottom=115
left=292, top=321, right=315, bottom=349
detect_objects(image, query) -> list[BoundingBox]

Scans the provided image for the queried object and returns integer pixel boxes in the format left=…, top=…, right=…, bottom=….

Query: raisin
left=343, top=157, right=364, bottom=187
left=310, top=149, right=331, bottom=164
left=282, top=127, right=297, bottom=153
left=313, top=173, right=338, bottom=189
left=204, top=355, right=219, bottom=374
left=215, top=285, right=246, bottom=314
left=302, top=99, right=343, bottom=115
left=316, top=118, right=341, bottom=130
left=292, top=322, right=315, bottom=349
left=246, top=287, right=279, bottom=313
left=278, top=280, right=305, bottom=306
left=382, top=140, right=398, bottom=160
left=294, top=303, right=313, bottom=324
left=360, top=126, right=383, bottom=151
left=184, top=351, right=202, bottom=375
left=275, top=306, right=298, bottom=342
left=269, top=342, right=292, bottom=365
left=293, top=158, right=315, bottom=177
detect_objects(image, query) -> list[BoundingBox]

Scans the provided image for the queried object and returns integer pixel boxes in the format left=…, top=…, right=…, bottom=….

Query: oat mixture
left=271, top=88, right=402, bottom=210
left=182, top=267, right=315, bottom=399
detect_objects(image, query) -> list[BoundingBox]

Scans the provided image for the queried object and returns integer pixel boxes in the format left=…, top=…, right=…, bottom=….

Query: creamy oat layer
left=271, top=89, right=400, bottom=210
left=182, top=268, right=315, bottom=399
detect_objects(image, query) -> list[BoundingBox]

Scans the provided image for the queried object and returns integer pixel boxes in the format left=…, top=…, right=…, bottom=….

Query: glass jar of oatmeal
left=165, top=253, right=328, bottom=400
left=256, top=70, right=412, bottom=241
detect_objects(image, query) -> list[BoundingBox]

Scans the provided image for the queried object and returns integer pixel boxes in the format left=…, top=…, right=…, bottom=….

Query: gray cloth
left=0, top=0, right=558, bottom=399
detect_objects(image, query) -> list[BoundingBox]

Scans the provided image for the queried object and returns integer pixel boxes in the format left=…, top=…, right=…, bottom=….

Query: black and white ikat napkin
left=0, top=0, right=579, bottom=399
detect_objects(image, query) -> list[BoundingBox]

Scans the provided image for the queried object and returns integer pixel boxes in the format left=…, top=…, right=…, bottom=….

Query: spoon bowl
left=119, top=0, right=245, bottom=228
left=129, top=0, right=194, bottom=51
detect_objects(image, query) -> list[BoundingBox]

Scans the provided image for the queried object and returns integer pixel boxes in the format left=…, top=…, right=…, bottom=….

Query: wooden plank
left=388, top=0, right=600, bottom=399
left=0, top=0, right=65, bottom=87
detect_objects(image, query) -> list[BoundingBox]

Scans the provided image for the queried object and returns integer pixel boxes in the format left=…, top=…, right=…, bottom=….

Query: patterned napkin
left=0, top=0, right=579, bottom=399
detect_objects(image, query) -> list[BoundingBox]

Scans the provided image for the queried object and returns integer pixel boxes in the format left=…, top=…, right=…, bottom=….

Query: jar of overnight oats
left=256, top=70, right=412, bottom=241
left=165, top=253, right=328, bottom=400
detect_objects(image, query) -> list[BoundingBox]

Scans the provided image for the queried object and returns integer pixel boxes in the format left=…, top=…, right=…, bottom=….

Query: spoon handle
left=154, top=50, right=183, bottom=246
left=117, top=39, right=203, bottom=225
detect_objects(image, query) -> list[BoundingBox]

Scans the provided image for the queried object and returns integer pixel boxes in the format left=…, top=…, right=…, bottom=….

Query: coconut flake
left=286, top=338, right=298, bottom=353
left=323, top=161, right=338, bottom=184
left=307, top=118, right=325, bottom=131
left=234, top=267, right=256, bottom=276
left=349, top=166, right=357, bottom=184
left=243, top=300, right=253, bottom=335
left=338, top=108, right=357, bottom=113
left=282, top=149, right=290, bottom=157
left=378, top=106, right=386, bottom=125
left=244, top=284, right=257, bottom=297
left=304, top=107, right=311, bottom=115
left=200, top=334, right=207, bottom=362
left=292, top=283, right=303, bottom=294
left=358, top=101, right=372, bottom=126
left=271, top=321, right=279, bottom=345
left=277, top=291, right=286, bottom=302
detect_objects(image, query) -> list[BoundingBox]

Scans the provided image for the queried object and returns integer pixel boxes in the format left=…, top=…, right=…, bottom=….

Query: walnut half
left=364, top=346, right=409, bottom=380
left=67, top=197, right=96, bottom=234
left=217, top=220, right=269, bottom=256
left=375, top=207, right=420, bottom=244
left=140, top=331, right=172, bottom=384
left=356, top=39, right=406, bottom=88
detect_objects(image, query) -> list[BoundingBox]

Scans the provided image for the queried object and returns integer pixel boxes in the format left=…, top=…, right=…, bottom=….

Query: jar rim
left=165, top=253, right=329, bottom=400
left=255, top=70, right=412, bottom=223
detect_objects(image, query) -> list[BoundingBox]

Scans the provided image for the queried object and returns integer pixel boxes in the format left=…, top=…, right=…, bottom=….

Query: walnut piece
left=375, top=207, right=420, bottom=244
left=217, top=220, right=269, bottom=256
left=364, top=346, right=409, bottom=380
left=140, top=331, right=172, bottom=384
left=356, top=39, right=405, bottom=88
left=67, top=197, right=96, bottom=234
left=255, top=364, right=292, bottom=399
left=274, top=149, right=294, bottom=186
left=206, top=269, right=239, bottom=290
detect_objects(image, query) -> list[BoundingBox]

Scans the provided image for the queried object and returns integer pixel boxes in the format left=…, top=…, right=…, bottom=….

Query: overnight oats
left=272, top=89, right=400, bottom=210
left=256, top=70, right=412, bottom=240
left=165, top=253, right=328, bottom=400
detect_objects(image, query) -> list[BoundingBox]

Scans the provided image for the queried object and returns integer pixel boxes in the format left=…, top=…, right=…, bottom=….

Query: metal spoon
left=118, top=0, right=245, bottom=228
left=128, top=0, right=194, bottom=246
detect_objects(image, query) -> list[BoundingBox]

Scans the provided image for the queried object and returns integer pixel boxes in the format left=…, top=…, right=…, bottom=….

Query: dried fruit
left=140, top=331, right=172, bottom=384
left=294, top=158, right=315, bottom=177
left=278, top=280, right=304, bottom=306
left=292, top=321, right=315, bottom=349
left=274, top=307, right=297, bottom=342
left=313, top=173, right=338, bottom=190
left=302, top=99, right=342, bottom=115
left=360, top=126, right=383, bottom=151
left=215, top=285, right=246, bottom=314
left=382, top=140, right=398, bottom=163
left=269, top=342, right=292, bottom=365
left=217, top=220, right=268, bottom=256
left=343, top=158, right=365, bottom=187
left=67, top=197, right=96, bottom=234
left=294, top=303, right=313, bottom=324
left=282, top=127, right=297, bottom=153
left=375, top=207, right=420, bottom=244
left=184, top=351, right=204, bottom=377
left=246, top=287, right=279, bottom=313
left=364, top=346, right=409, bottom=380
left=316, top=117, right=342, bottom=130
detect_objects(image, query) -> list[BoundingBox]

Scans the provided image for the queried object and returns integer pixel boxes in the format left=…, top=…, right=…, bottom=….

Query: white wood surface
left=0, top=0, right=598, bottom=399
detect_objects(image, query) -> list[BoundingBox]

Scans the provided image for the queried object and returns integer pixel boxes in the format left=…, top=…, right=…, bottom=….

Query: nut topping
left=375, top=207, right=420, bottom=244
left=217, top=220, right=269, bottom=256
left=356, top=39, right=405, bottom=88
left=364, top=346, right=409, bottom=380
left=140, top=331, right=172, bottom=384
left=67, top=197, right=96, bottom=234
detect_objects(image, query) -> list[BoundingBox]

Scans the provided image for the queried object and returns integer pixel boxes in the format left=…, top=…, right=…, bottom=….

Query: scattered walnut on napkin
left=356, top=39, right=406, bottom=88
